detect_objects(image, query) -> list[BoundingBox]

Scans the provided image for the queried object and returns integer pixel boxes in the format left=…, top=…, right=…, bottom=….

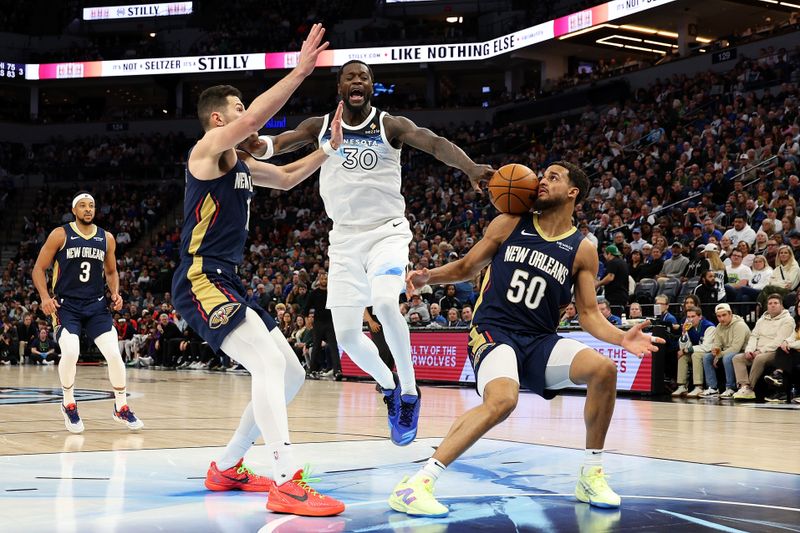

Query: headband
left=72, top=193, right=95, bottom=208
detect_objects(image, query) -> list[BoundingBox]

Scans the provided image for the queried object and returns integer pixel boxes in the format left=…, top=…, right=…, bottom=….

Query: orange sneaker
left=205, top=459, right=274, bottom=492
left=266, top=466, right=345, bottom=517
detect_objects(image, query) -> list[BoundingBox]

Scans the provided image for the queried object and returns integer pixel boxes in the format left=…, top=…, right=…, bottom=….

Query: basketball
left=488, top=164, right=539, bottom=215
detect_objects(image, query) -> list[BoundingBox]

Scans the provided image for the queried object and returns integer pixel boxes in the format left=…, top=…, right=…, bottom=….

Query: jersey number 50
left=506, top=269, right=546, bottom=309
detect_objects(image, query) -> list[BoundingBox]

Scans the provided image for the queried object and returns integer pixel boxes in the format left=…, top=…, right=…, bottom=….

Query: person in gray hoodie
left=732, top=294, right=796, bottom=400
left=701, top=303, right=751, bottom=398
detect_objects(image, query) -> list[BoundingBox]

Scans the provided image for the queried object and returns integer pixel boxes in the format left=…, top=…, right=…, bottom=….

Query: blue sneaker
left=113, top=405, right=144, bottom=430
left=382, top=373, right=401, bottom=435
left=392, top=387, right=421, bottom=446
left=61, top=403, right=84, bottom=434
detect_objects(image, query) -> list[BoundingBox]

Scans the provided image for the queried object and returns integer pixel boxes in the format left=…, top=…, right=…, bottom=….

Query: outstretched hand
left=295, top=23, right=329, bottom=78
left=468, top=164, right=495, bottom=192
left=405, top=268, right=431, bottom=299
left=330, top=101, right=344, bottom=149
left=621, top=320, right=664, bottom=359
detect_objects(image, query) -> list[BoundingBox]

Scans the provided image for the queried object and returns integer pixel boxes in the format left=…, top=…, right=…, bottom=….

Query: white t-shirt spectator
left=722, top=225, right=757, bottom=247
left=750, top=266, right=773, bottom=290
left=725, top=264, right=752, bottom=285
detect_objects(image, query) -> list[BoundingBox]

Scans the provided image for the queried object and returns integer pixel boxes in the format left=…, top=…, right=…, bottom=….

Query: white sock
left=62, top=384, right=75, bottom=406
left=113, top=388, right=127, bottom=409
left=268, top=440, right=297, bottom=486
left=584, top=449, right=603, bottom=469
left=217, top=402, right=258, bottom=471
left=409, top=458, right=446, bottom=485
left=372, top=276, right=417, bottom=396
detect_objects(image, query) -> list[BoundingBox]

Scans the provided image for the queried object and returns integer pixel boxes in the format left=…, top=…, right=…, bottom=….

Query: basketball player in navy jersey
left=172, top=24, right=345, bottom=516
left=389, top=162, right=664, bottom=516
left=33, top=192, right=143, bottom=433
left=242, top=59, right=494, bottom=447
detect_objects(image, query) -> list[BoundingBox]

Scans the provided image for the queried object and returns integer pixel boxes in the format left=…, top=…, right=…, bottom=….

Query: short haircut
left=597, top=298, right=609, bottom=308
left=767, top=293, right=784, bottom=304
left=551, top=160, right=589, bottom=203
left=197, top=85, right=242, bottom=130
left=337, top=60, right=374, bottom=83
left=686, top=306, right=702, bottom=316
left=655, top=295, right=670, bottom=305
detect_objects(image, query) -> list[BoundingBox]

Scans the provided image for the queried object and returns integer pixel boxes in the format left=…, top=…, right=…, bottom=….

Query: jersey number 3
left=506, top=269, right=546, bottom=309
left=79, top=261, right=91, bottom=282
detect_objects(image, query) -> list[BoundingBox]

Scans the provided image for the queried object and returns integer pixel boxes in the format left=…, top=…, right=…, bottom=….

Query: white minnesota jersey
left=318, top=107, right=404, bottom=227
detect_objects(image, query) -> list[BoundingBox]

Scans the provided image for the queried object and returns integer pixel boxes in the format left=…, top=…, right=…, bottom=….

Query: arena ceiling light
left=596, top=35, right=667, bottom=55
left=558, top=23, right=618, bottom=39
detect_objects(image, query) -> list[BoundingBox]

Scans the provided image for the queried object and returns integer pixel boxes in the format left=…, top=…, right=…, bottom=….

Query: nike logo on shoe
left=281, top=489, right=309, bottom=502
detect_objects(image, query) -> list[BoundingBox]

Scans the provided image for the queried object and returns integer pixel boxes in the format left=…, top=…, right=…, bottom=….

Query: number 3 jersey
left=53, top=222, right=107, bottom=300
left=318, top=107, right=404, bottom=227
left=472, top=215, right=584, bottom=334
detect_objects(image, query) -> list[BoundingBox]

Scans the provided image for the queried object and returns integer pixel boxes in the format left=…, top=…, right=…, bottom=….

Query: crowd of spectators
left=0, top=44, right=799, bottom=400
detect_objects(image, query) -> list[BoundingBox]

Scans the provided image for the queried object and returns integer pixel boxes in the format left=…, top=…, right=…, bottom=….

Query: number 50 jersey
left=318, top=107, right=404, bottom=227
left=472, top=216, right=585, bottom=334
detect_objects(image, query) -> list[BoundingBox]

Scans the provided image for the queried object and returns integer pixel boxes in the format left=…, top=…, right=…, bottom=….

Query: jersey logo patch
left=209, top=302, right=242, bottom=329
left=471, top=342, right=495, bottom=368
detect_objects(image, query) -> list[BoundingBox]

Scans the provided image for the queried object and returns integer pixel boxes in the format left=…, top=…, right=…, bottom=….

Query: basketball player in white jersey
left=242, top=60, right=494, bottom=445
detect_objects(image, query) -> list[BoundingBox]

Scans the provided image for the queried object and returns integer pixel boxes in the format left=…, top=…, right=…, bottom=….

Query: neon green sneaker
left=575, top=466, right=621, bottom=508
left=388, top=475, right=449, bottom=517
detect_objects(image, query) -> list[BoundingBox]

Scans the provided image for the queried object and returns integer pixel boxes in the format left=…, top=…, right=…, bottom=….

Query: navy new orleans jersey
left=469, top=215, right=584, bottom=398
left=179, top=153, right=254, bottom=263
left=53, top=223, right=107, bottom=300
left=472, top=215, right=584, bottom=334
left=173, top=150, right=277, bottom=352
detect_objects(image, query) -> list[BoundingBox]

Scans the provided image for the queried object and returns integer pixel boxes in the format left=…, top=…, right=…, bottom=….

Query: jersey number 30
left=342, top=147, right=378, bottom=171
left=506, top=269, right=546, bottom=309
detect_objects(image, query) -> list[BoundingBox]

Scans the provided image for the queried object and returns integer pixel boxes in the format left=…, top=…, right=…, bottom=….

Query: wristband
left=322, top=139, right=343, bottom=158
left=254, top=135, right=274, bottom=160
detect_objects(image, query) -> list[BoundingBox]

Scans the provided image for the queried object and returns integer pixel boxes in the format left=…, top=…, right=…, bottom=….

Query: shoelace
left=399, top=399, right=415, bottom=427
left=235, top=463, right=261, bottom=478
left=295, top=464, right=324, bottom=498
left=117, top=406, right=136, bottom=421
left=64, top=404, right=80, bottom=422
left=383, top=391, right=397, bottom=418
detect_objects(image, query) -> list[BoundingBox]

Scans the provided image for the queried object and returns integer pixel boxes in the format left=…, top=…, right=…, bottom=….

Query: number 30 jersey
left=472, top=216, right=584, bottom=334
left=318, top=107, right=404, bottom=227
left=53, top=223, right=107, bottom=300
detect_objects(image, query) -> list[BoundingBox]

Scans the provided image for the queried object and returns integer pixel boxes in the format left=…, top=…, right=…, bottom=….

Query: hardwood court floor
left=1, top=365, right=798, bottom=474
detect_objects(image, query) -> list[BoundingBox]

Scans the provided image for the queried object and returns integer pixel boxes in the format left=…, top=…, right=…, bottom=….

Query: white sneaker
left=685, top=386, right=703, bottom=398
left=671, top=385, right=688, bottom=397
left=322, top=369, right=334, bottom=377
left=699, top=388, right=719, bottom=397
left=720, top=388, right=736, bottom=399
left=1, top=360, right=10, bottom=365
left=733, top=386, right=756, bottom=400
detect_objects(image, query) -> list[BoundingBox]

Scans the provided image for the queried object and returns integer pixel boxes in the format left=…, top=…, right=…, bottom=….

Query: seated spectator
left=732, top=293, right=795, bottom=400
left=702, top=304, right=751, bottom=398
left=597, top=298, right=621, bottom=326
left=658, top=243, right=690, bottom=281
left=733, top=255, right=773, bottom=312
left=628, top=250, right=647, bottom=283
left=0, top=327, right=17, bottom=365
left=559, top=302, right=580, bottom=326
left=439, top=285, right=461, bottom=311
left=638, top=245, right=664, bottom=279
left=722, top=214, right=757, bottom=248
left=628, top=302, right=644, bottom=320
left=695, top=269, right=725, bottom=321
left=723, top=249, right=753, bottom=312
left=428, top=303, right=447, bottom=326
left=757, top=245, right=800, bottom=308
left=461, top=306, right=473, bottom=326
left=408, top=311, right=427, bottom=328
left=444, top=308, right=466, bottom=328
left=29, top=328, right=57, bottom=365
left=654, top=294, right=680, bottom=377
left=407, top=293, right=431, bottom=323
left=673, top=306, right=715, bottom=398
left=769, top=303, right=800, bottom=403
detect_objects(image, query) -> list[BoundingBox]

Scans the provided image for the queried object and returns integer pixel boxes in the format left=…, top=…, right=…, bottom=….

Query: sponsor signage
left=83, top=2, right=192, bottom=20
left=340, top=330, right=653, bottom=392
left=30, top=0, right=676, bottom=80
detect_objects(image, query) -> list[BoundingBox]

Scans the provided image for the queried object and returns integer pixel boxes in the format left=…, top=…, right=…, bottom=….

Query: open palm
left=621, top=320, right=664, bottom=359
left=295, top=23, right=329, bottom=78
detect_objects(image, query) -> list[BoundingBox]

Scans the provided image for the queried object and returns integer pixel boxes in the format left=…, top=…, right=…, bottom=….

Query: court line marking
left=260, top=493, right=800, bottom=533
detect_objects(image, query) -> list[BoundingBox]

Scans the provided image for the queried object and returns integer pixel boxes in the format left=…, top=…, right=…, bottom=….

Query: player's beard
left=343, top=92, right=371, bottom=114
left=533, top=195, right=562, bottom=211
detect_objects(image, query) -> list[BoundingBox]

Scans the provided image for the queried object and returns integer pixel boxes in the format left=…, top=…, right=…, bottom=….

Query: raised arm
left=239, top=102, right=343, bottom=190
left=406, top=214, right=519, bottom=296
left=573, top=239, right=663, bottom=357
left=193, top=24, right=329, bottom=160
left=240, top=116, right=324, bottom=159
left=32, top=228, right=66, bottom=316
left=384, top=114, right=494, bottom=191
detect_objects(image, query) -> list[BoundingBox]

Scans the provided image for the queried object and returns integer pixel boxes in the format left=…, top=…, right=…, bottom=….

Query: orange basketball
left=488, top=164, right=539, bottom=215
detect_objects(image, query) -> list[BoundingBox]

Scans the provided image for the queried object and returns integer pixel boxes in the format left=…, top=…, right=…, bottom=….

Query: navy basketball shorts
left=172, top=257, right=277, bottom=352
left=53, top=296, right=114, bottom=342
left=468, top=325, right=588, bottom=399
